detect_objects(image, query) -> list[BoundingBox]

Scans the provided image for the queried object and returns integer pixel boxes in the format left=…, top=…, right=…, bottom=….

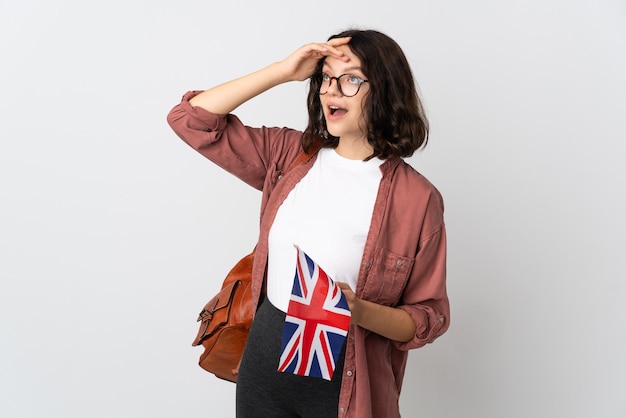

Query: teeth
left=329, top=105, right=342, bottom=116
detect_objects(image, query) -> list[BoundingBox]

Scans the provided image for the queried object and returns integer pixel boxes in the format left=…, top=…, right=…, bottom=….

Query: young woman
left=168, top=29, right=449, bottom=418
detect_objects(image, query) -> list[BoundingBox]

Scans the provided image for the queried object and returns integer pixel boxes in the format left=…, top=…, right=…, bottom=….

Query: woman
left=168, top=29, right=449, bottom=418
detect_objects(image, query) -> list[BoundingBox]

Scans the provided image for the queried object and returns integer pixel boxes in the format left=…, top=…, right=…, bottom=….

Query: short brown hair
left=303, top=29, right=429, bottom=160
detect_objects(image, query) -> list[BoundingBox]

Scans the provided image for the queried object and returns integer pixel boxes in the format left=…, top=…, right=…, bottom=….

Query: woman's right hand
left=187, top=37, right=352, bottom=115
left=277, top=37, right=352, bottom=82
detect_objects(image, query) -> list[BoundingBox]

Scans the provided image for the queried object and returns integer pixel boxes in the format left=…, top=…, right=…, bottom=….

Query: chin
left=325, top=124, right=343, bottom=139
left=326, top=129, right=341, bottom=139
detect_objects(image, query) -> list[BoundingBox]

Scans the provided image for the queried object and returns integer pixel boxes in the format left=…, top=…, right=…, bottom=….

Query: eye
left=321, top=73, right=331, bottom=81
left=347, top=75, right=363, bottom=85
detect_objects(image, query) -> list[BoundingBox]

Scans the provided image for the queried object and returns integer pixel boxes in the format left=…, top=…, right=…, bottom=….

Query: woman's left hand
left=336, top=282, right=417, bottom=342
left=335, top=282, right=362, bottom=325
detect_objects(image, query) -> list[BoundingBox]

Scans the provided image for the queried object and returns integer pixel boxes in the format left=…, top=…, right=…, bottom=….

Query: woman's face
left=319, top=45, right=370, bottom=144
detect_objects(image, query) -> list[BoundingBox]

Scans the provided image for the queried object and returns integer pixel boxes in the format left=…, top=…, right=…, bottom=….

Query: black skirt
left=236, top=299, right=346, bottom=418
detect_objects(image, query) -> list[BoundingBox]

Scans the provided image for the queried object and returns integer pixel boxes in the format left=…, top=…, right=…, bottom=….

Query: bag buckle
left=197, top=296, right=219, bottom=322
left=198, top=309, right=213, bottom=322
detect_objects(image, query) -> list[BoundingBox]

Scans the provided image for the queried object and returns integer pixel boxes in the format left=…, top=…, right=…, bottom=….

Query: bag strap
left=285, top=138, right=322, bottom=173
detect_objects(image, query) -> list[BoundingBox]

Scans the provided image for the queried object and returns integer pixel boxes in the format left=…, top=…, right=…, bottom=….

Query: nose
left=326, top=77, right=342, bottom=96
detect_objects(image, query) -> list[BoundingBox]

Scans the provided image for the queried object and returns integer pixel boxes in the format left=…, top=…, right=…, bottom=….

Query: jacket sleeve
left=166, top=90, right=302, bottom=190
left=393, top=201, right=450, bottom=350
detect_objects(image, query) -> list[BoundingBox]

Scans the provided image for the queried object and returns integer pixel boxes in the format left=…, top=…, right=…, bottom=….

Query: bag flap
left=192, top=280, right=241, bottom=346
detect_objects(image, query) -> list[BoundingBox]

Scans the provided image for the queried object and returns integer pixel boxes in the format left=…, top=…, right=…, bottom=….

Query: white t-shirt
left=267, top=147, right=384, bottom=312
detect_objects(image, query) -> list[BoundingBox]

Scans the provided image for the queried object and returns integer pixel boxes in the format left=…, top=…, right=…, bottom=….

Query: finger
left=335, top=282, right=353, bottom=292
left=321, top=43, right=350, bottom=61
left=298, top=44, right=337, bottom=62
left=307, top=40, right=350, bottom=60
left=327, top=36, right=351, bottom=47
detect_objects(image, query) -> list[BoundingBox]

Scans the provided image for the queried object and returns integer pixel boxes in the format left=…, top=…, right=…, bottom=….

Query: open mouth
left=329, top=105, right=346, bottom=117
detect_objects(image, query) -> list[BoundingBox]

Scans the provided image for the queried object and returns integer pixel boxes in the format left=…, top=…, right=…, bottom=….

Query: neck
left=335, top=137, right=374, bottom=160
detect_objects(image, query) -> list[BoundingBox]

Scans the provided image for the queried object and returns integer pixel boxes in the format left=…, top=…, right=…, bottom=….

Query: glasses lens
left=338, top=75, right=359, bottom=97
left=319, top=76, right=330, bottom=94
left=318, top=74, right=363, bottom=97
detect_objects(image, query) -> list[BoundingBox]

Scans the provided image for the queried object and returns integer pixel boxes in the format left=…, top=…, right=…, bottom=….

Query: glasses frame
left=318, top=73, right=369, bottom=97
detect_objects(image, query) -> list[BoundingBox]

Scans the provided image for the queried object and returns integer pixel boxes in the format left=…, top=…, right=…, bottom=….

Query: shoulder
left=390, top=159, right=444, bottom=205
left=387, top=159, right=445, bottom=235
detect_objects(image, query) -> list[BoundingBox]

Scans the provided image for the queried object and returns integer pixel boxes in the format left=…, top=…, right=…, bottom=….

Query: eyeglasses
left=318, top=73, right=369, bottom=97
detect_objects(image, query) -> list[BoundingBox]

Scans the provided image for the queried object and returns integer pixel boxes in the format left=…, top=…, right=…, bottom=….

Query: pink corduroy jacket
left=167, top=91, right=450, bottom=418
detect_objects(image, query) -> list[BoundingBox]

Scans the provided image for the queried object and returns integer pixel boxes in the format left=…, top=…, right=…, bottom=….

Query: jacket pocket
left=361, top=248, right=414, bottom=306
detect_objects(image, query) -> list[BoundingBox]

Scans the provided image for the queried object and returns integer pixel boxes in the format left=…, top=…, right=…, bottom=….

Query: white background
left=1, top=1, right=625, bottom=417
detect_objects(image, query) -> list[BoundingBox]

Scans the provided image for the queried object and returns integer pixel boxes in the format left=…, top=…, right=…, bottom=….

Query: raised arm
left=188, top=37, right=352, bottom=115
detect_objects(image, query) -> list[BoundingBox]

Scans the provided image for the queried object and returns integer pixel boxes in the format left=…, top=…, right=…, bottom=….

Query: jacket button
left=396, top=260, right=403, bottom=266
left=339, top=407, right=345, bottom=413
left=277, top=174, right=283, bottom=180
left=364, top=261, right=370, bottom=268
left=346, top=370, right=353, bottom=377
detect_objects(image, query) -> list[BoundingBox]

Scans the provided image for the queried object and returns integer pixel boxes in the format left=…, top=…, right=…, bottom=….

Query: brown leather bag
left=192, top=251, right=254, bottom=382
left=191, top=144, right=319, bottom=382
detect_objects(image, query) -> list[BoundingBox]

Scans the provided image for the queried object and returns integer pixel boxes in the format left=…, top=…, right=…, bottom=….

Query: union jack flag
left=278, top=246, right=351, bottom=380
